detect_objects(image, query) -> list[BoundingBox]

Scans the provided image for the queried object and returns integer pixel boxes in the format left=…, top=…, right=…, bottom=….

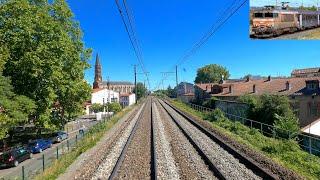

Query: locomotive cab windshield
left=254, top=12, right=279, bottom=18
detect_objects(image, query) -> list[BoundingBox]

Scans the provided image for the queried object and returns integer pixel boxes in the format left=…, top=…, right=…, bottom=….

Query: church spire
left=93, top=53, right=102, bottom=89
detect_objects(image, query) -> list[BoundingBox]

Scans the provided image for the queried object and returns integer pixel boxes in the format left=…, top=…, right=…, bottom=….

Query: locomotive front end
left=252, top=11, right=278, bottom=37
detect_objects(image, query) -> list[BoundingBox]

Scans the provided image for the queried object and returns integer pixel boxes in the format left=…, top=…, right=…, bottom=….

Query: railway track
left=77, top=96, right=279, bottom=179
left=108, top=97, right=156, bottom=180
left=156, top=98, right=278, bottom=180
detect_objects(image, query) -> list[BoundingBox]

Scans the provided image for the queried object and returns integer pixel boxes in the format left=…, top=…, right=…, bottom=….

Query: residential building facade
left=91, top=88, right=120, bottom=105
left=119, top=93, right=136, bottom=107
left=176, top=82, right=195, bottom=96
left=291, top=67, right=320, bottom=78
left=195, top=76, right=320, bottom=127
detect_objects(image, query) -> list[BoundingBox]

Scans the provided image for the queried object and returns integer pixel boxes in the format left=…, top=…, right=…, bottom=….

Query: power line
left=155, top=0, right=248, bottom=91
left=176, top=0, right=248, bottom=67
left=115, top=0, right=150, bottom=89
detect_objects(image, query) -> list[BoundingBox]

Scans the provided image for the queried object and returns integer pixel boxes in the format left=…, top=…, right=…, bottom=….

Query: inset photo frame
left=250, top=0, right=320, bottom=39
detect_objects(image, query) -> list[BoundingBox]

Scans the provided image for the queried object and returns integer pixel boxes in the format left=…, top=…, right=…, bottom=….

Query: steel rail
left=108, top=101, right=148, bottom=180
left=150, top=98, right=157, bottom=180
left=157, top=99, right=226, bottom=180
left=161, top=99, right=278, bottom=180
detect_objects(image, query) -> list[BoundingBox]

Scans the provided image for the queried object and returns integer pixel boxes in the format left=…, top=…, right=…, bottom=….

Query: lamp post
left=107, top=76, right=110, bottom=118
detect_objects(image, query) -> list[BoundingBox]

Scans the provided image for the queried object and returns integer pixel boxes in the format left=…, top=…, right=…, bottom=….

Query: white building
left=91, top=88, right=120, bottom=105
left=119, top=93, right=136, bottom=107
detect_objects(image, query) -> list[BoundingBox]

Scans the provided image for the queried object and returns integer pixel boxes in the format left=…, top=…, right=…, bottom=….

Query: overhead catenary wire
left=155, top=0, right=248, bottom=91
left=115, top=0, right=151, bottom=89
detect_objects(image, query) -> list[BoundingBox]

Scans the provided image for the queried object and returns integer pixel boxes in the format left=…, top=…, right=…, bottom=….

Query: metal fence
left=0, top=116, right=112, bottom=180
left=187, top=102, right=320, bottom=156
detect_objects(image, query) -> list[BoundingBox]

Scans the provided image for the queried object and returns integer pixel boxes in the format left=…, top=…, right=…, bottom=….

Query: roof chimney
left=253, top=84, right=257, bottom=93
left=267, top=75, right=271, bottom=81
left=219, top=75, right=224, bottom=84
left=246, top=76, right=251, bottom=82
left=229, top=85, right=233, bottom=94
left=286, top=81, right=291, bottom=91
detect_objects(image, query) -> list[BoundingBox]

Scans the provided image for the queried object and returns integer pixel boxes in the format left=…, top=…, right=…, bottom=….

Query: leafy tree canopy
left=133, top=82, right=147, bottom=100
left=0, top=0, right=92, bottom=130
left=194, top=64, right=230, bottom=83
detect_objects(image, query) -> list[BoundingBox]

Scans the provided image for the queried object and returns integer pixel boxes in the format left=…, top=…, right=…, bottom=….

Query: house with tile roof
left=291, top=67, right=320, bottom=78
left=195, top=76, right=320, bottom=127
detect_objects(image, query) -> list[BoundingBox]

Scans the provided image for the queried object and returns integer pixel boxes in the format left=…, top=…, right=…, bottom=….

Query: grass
left=170, top=99, right=320, bottom=180
left=34, top=106, right=135, bottom=180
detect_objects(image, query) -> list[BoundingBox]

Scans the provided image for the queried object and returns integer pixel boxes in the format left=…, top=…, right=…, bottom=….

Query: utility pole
left=134, top=65, right=137, bottom=104
left=175, top=65, right=178, bottom=87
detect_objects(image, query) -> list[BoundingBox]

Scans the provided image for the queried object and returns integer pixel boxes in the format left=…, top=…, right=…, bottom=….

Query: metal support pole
left=309, top=137, right=312, bottom=154
left=22, top=166, right=25, bottom=180
left=56, top=146, right=59, bottom=159
left=67, top=140, right=70, bottom=151
left=176, top=65, right=178, bottom=88
left=76, top=134, right=78, bottom=145
left=134, top=65, right=137, bottom=104
left=42, top=154, right=45, bottom=172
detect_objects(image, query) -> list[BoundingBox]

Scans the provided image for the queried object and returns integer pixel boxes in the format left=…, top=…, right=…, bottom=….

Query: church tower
left=93, top=53, right=102, bottom=89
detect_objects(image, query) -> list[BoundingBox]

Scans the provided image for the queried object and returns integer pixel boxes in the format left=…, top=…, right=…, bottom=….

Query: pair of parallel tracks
left=108, top=97, right=277, bottom=180
left=108, top=98, right=157, bottom=180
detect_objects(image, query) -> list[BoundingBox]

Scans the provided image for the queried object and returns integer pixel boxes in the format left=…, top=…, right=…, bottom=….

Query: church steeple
left=93, top=53, right=102, bottom=89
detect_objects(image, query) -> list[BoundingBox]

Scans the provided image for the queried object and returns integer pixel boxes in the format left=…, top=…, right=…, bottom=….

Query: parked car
left=52, top=131, right=68, bottom=143
left=0, top=146, right=32, bottom=167
left=28, top=139, right=52, bottom=153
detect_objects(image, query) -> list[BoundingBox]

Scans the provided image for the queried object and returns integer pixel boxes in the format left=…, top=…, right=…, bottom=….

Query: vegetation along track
left=157, top=98, right=278, bottom=180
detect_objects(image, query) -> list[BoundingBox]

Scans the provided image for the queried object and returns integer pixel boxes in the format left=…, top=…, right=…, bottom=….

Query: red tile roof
left=196, top=77, right=320, bottom=97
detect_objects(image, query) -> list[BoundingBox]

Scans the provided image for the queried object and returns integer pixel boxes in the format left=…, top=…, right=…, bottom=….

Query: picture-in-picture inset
left=250, top=0, right=320, bottom=39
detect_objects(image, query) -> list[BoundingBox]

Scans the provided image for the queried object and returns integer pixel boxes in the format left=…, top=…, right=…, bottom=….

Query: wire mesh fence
left=186, top=102, right=320, bottom=156
left=0, top=116, right=111, bottom=180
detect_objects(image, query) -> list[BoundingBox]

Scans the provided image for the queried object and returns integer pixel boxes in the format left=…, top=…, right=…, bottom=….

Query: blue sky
left=68, top=0, right=319, bottom=90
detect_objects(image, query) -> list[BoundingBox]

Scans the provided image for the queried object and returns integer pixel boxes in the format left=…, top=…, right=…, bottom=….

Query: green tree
left=194, top=64, right=230, bottom=83
left=0, top=0, right=91, bottom=129
left=133, top=82, right=147, bottom=100
left=108, top=102, right=122, bottom=113
left=0, top=73, right=36, bottom=139
left=167, top=85, right=177, bottom=98
left=90, top=103, right=103, bottom=113
left=238, top=94, right=299, bottom=135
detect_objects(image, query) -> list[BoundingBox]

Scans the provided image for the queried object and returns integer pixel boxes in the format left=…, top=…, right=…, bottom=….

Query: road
left=0, top=117, right=98, bottom=180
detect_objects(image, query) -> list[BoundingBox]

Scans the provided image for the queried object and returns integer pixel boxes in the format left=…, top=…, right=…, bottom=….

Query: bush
left=238, top=94, right=299, bottom=135
left=202, top=97, right=218, bottom=109
left=108, top=102, right=122, bottom=113
left=237, top=94, right=258, bottom=118
left=204, top=108, right=226, bottom=122
left=273, top=113, right=300, bottom=138
left=90, top=103, right=103, bottom=113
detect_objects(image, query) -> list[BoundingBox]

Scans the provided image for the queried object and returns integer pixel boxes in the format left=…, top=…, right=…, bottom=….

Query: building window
left=306, top=80, right=319, bottom=90
left=309, top=102, right=319, bottom=117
